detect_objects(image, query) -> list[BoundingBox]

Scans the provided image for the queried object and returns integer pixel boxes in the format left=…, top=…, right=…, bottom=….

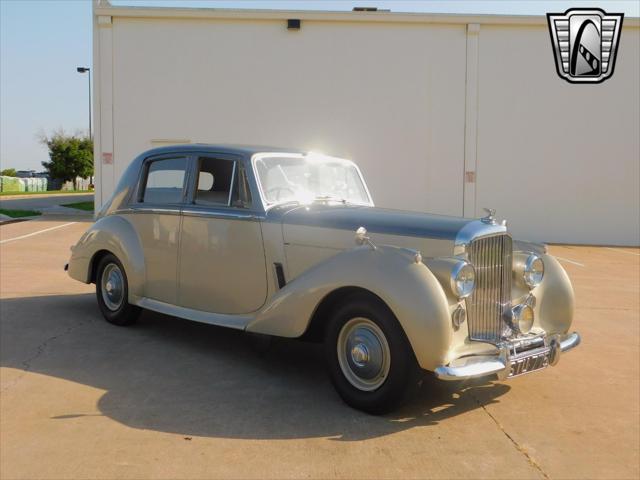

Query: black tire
left=324, top=293, right=417, bottom=414
left=95, top=253, right=141, bottom=326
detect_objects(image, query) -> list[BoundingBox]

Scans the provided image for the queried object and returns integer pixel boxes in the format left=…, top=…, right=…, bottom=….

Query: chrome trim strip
left=435, top=332, right=580, bottom=381
left=227, top=161, right=237, bottom=207
left=121, top=206, right=182, bottom=215
left=454, top=219, right=507, bottom=255
left=181, top=208, right=262, bottom=221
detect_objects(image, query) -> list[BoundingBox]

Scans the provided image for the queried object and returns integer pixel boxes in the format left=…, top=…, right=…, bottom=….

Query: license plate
left=509, top=347, right=551, bottom=377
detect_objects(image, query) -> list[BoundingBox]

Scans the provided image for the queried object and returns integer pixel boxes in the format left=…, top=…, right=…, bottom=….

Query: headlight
left=451, top=262, right=476, bottom=299
left=523, top=254, right=544, bottom=288
left=512, top=304, right=534, bottom=334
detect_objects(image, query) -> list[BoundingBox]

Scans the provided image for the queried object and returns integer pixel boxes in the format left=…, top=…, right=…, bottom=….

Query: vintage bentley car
left=67, top=144, right=580, bottom=413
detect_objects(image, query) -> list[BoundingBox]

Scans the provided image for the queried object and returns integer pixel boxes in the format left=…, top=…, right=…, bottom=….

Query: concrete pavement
left=0, top=218, right=638, bottom=479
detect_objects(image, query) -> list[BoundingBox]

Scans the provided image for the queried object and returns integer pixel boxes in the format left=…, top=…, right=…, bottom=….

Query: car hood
left=274, top=204, right=475, bottom=242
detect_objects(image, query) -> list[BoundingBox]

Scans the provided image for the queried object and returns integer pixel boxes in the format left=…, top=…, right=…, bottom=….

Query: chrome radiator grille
left=465, top=234, right=513, bottom=343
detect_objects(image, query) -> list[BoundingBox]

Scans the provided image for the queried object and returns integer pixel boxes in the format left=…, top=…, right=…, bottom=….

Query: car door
left=125, top=154, right=188, bottom=304
left=177, top=154, right=268, bottom=314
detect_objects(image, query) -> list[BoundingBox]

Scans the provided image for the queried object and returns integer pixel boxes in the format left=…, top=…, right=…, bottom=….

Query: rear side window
left=142, top=157, right=186, bottom=204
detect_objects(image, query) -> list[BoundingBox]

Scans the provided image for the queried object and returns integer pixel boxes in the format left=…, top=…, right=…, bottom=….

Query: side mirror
left=355, top=226, right=376, bottom=250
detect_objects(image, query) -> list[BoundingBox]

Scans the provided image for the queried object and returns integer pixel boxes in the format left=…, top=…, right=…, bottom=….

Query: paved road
left=0, top=193, right=94, bottom=213
left=0, top=218, right=638, bottom=479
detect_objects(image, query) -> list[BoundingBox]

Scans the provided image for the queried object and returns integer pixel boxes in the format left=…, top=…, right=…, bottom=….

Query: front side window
left=253, top=153, right=371, bottom=207
left=194, top=157, right=236, bottom=206
left=142, top=157, right=186, bottom=204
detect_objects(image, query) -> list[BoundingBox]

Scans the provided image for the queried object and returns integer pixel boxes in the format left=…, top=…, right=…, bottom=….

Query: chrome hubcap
left=351, top=343, right=370, bottom=366
left=101, top=263, right=124, bottom=311
left=337, top=317, right=390, bottom=391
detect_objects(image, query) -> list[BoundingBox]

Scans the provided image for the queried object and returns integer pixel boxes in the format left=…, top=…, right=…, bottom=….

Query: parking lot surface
left=0, top=193, right=94, bottom=213
left=1, top=217, right=638, bottom=479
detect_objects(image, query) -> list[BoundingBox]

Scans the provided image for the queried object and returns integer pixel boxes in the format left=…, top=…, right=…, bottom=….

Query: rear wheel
left=95, top=254, right=140, bottom=326
left=325, top=294, right=416, bottom=414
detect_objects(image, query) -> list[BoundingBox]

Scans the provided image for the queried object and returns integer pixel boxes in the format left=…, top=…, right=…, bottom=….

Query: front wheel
left=324, top=294, right=417, bottom=414
left=95, top=254, right=140, bottom=326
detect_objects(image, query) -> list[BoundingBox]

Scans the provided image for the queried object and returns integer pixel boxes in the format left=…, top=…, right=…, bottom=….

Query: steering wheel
left=267, top=186, right=295, bottom=201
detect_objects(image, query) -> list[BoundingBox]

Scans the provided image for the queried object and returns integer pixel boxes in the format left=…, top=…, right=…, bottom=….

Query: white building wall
left=94, top=5, right=640, bottom=245
left=110, top=17, right=468, bottom=217
left=475, top=25, right=640, bottom=244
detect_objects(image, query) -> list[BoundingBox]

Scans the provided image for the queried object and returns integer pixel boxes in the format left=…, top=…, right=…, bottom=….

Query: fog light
left=452, top=306, right=466, bottom=330
left=512, top=304, right=534, bottom=334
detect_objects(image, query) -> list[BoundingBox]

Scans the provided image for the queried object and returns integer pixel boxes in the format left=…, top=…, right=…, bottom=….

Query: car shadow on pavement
left=0, top=294, right=510, bottom=441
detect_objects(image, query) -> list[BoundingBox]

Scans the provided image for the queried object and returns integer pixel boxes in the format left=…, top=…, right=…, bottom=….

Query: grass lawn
left=61, top=201, right=94, bottom=211
left=0, top=209, right=42, bottom=218
left=0, top=190, right=92, bottom=197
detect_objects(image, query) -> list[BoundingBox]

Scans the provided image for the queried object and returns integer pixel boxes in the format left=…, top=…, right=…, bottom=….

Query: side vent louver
left=274, top=263, right=286, bottom=289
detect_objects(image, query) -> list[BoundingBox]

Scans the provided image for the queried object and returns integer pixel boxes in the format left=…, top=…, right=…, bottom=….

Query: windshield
left=253, top=153, right=372, bottom=207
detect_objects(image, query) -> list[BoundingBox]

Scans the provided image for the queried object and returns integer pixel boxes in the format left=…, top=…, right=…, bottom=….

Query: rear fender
left=68, top=215, right=145, bottom=300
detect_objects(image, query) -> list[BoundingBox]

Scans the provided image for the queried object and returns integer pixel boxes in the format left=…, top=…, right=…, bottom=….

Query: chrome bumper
left=434, top=332, right=581, bottom=381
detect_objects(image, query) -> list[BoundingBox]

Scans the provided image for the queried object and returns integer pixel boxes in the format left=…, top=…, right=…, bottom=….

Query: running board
left=135, top=297, right=253, bottom=330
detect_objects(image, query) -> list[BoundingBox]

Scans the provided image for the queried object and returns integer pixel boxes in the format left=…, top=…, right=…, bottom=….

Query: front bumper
left=434, top=332, right=581, bottom=381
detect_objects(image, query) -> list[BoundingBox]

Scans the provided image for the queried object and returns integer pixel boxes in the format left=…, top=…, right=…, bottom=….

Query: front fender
left=535, top=254, right=575, bottom=335
left=68, top=215, right=145, bottom=300
left=246, top=245, right=453, bottom=370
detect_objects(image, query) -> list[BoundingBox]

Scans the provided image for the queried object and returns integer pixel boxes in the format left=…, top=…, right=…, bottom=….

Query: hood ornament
left=481, top=208, right=497, bottom=225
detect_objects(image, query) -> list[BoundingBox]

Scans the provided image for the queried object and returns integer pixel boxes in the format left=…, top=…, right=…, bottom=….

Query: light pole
left=76, top=67, right=91, bottom=139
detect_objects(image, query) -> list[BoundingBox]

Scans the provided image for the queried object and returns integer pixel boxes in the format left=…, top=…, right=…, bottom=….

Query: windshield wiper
left=313, top=195, right=348, bottom=204
left=267, top=199, right=301, bottom=208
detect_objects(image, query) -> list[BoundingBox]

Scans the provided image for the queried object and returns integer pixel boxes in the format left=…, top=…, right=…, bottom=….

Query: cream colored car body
left=68, top=145, right=579, bottom=376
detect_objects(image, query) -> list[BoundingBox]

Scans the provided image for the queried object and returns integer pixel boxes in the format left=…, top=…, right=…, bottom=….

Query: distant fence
left=0, top=176, right=48, bottom=193
left=0, top=176, right=94, bottom=193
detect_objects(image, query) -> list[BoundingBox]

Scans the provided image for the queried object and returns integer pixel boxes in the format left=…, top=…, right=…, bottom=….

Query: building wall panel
left=476, top=25, right=639, bottom=244
left=111, top=17, right=467, bottom=216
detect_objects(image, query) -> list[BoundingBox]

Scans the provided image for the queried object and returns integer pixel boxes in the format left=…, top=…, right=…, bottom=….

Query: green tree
left=1, top=168, right=17, bottom=176
left=40, top=130, right=93, bottom=189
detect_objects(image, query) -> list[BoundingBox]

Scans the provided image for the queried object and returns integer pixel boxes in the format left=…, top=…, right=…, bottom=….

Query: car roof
left=140, top=143, right=307, bottom=159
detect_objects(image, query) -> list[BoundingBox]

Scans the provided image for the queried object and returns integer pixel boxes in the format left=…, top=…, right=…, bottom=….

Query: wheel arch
left=89, top=249, right=115, bottom=283
left=302, top=286, right=388, bottom=342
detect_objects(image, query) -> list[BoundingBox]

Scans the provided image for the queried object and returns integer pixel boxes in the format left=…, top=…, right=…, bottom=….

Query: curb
left=0, top=192, right=94, bottom=201
left=43, top=210, right=94, bottom=217
left=0, top=216, right=40, bottom=226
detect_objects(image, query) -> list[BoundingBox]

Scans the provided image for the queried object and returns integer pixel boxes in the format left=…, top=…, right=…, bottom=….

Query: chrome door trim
left=181, top=207, right=263, bottom=221
left=118, top=206, right=182, bottom=216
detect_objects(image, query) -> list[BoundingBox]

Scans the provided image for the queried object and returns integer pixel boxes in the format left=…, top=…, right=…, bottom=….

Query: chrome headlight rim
left=450, top=261, right=476, bottom=299
left=523, top=254, right=544, bottom=289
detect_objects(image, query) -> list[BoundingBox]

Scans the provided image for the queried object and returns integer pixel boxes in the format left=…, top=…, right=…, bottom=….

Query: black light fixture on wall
left=287, top=19, right=301, bottom=30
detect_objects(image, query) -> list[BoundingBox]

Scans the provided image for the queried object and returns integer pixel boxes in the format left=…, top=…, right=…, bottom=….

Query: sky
left=1, top=0, right=639, bottom=172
